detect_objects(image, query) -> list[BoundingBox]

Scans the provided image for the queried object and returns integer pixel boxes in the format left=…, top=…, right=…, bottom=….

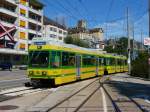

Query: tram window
left=121, top=60, right=124, bottom=65
left=110, top=58, right=116, bottom=65
left=62, top=52, right=75, bottom=67
left=117, top=59, right=121, bottom=65
left=82, top=55, right=96, bottom=66
left=104, top=58, right=107, bottom=66
left=99, top=58, right=104, bottom=66
left=29, top=51, right=49, bottom=68
left=50, top=51, right=61, bottom=68
left=106, top=58, right=110, bottom=66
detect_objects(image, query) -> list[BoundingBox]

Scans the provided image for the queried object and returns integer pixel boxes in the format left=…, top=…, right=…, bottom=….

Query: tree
left=104, top=37, right=132, bottom=56
left=131, top=51, right=149, bottom=78
left=64, top=36, right=89, bottom=48
left=64, top=36, right=74, bottom=44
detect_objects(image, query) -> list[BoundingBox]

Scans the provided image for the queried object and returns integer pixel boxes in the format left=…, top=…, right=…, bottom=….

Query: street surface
left=0, top=70, right=29, bottom=89
left=0, top=73, right=149, bottom=112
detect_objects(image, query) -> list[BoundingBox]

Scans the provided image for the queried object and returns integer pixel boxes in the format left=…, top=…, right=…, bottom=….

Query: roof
left=43, top=16, right=67, bottom=30
left=29, top=0, right=44, bottom=9
left=68, top=27, right=104, bottom=35
left=68, top=27, right=88, bottom=34
left=89, top=28, right=104, bottom=33
left=29, top=38, right=127, bottom=59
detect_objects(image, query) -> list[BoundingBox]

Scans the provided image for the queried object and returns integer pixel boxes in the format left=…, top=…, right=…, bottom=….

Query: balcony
left=0, top=20, right=15, bottom=28
left=29, top=7, right=43, bottom=16
left=0, top=7, right=17, bottom=18
left=28, top=18, right=42, bottom=26
left=5, top=0, right=18, bottom=5
left=28, top=29, right=42, bottom=36
left=0, top=48, right=27, bottom=55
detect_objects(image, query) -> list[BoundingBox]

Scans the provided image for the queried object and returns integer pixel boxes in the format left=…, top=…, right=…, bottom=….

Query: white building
left=68, top=20, right=104, bottom=49
left=43, top=17, right=67, bottom=42
left=0, top=0, right=44, bottom=65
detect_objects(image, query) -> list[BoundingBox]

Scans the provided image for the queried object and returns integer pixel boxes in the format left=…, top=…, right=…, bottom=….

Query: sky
left=41, top=0, right=149, bottom=41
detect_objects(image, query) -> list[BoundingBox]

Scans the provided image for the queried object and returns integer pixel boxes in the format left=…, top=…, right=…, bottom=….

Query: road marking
left=0, top=78, right=29, bottom=83
left=0, top=86, right=31, bottom=95
left=101, top=87, right=108, bottom=112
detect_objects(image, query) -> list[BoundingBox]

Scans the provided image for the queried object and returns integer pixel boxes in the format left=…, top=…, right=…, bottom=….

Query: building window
left=59, top=30, right=62, bottom=34
left=50, top=27, right=53, bottom=31
left=20, top=0, right=27, bottom=5
left=63, top=32, right=67, bottom=35
left=20, top=32, right=26, bottom=39
left=50, top=34, right=57, bottom=38
left=59, top=37, right=62, bottom=40
left=53, top=28, right=57, bottom=32
left=20, top=43, right=26, bottom=50
left=20, top=20, right=26, bottom=27
left=20, top=8, right=26, bottom=17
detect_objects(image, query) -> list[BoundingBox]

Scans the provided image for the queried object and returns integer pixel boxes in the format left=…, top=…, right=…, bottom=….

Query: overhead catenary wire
left=65, top=0, right=86, bottom=20
left=45, top=0, right=79, bottom=21
left=78, top=0, right=99, bottom=26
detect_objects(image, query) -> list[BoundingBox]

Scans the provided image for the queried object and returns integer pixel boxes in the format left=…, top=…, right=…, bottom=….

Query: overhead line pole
left=127, top=7, right=131, bottom=75
left=132, top=22, right=135, bottom=60
left=148, top=0, right=150, bottom=79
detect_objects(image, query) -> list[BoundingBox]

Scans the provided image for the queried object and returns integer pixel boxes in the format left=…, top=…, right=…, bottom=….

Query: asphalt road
left=0, top=70, right=29, bottom=90
left=0, top=73, right=149, bottom=112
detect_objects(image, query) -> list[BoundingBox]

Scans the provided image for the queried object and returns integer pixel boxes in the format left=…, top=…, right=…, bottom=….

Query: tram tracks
left=46, top=76, right=147, bottom=112
left=45, top=79, right=100, bottom=112
left=102, top=76, right=147, bottom=112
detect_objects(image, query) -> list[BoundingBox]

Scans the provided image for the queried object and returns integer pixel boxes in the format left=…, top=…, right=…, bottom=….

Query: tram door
left=76, top=55, right=81, bottom=80
left=96, top=58, right=99, bottom=76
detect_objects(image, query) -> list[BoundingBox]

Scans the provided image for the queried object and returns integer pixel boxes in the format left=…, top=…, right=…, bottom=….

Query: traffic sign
left=144, top=38, right=150, bottom=45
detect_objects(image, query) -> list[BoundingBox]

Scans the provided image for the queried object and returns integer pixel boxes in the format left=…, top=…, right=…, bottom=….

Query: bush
left=131, top=51, right=149, bottom=78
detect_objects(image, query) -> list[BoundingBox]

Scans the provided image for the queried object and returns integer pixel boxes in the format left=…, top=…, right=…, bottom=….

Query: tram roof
left=29, top=38, right=127, bottom=59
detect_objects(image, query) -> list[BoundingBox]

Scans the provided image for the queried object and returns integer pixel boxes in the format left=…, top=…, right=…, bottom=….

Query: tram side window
left=110, top=58, right=116, bottom=65
left=106, top=58, right=110, bottom=66
left=121, top=59, right=124, bottom=66
left=99, top=57, right=104, bottom=66
left=62, top=52, right=75, bottom=67
left=82, top=55, right=96, bottom=66
left=104, top=58, right=107, bottom=66
left=117, top=59, right=121, bottom=66
left=50, top=51, right=61, bottom=68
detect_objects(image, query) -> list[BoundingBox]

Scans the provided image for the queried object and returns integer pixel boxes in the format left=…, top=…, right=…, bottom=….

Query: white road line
left=0, top=78, right=29, bottom=83
left=101, top=87, right=108, bottom=112
left=0, top=86, right=31, bottom=94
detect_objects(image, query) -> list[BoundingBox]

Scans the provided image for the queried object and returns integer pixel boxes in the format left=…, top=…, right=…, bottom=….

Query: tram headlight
left=42, top=71, right=47, bottom=76
left=29, top=71, right=34, bottom=75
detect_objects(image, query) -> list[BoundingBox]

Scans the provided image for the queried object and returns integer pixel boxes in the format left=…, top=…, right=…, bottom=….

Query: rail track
left=101, top=76, right=147, bottom=112
left=46, top=79, right=99, bottom=112
left=46, top=76, right=147, bottom=112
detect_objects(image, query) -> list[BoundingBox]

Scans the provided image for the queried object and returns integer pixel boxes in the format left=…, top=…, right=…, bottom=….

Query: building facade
left=68, top=20, right=104, bottom=49
left=0, top=0, right=43, bottom=65
left=43, top=17, right=67, bottom=42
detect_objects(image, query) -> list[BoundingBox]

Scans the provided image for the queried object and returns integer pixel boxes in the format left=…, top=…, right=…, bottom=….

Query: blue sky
left=41, top=0, right=148, bottom=41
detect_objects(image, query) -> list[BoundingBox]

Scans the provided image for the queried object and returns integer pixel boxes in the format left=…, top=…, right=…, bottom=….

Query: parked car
left=0, top=62, right=12, bottom=70
left=19, top=65, right=27, bottom=70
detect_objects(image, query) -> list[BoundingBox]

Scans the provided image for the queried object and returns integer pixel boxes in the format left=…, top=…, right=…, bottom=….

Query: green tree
left=131, top=51, right=149, bottom=78
left=64, top=36, right=74, bottom=44
left=64, top=36, right=89, bottom=48
left=104, top=37, right=132, bottom=56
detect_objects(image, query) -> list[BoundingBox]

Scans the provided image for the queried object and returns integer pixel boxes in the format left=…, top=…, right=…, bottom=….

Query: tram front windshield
left=29, top=51, right=49, bottom=68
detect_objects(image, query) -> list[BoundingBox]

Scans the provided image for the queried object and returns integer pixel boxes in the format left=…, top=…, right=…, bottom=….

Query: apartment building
left=0, top=0, right=43, bottom=65
left=43, top=17, right=67, bottom=42
left=68, top=20, right=104, bottom=49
